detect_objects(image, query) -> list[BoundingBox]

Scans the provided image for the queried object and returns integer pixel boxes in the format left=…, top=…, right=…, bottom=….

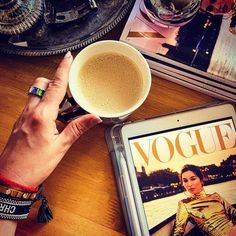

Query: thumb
left=60, top=114, right=102, bottom=146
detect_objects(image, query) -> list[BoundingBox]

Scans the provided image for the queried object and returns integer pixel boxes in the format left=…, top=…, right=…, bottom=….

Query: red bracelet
left=0, top=175, right=38, bottom=192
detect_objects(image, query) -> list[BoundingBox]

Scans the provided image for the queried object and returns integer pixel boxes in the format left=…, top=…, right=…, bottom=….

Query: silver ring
left=28, top=86, right=45, bottom=98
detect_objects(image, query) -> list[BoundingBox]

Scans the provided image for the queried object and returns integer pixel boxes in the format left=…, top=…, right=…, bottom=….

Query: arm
left=220, top=196, right=236, bottom=224
left=0, top=220, right=17, bottom=236
left=0, top=52, right=102, bottom=235
left=173, top=201, right=189, bottom=236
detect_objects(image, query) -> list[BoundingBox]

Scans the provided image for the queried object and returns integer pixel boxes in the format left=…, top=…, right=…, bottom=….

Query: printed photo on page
left=128, top=118, right=236, bottom=235
left=120, top=0, right=236, bottom=83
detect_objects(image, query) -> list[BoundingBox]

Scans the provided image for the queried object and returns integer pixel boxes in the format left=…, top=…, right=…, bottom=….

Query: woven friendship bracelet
left=0, top=193, right=33, bottom=220
left=0, top=176, right=53, bottom=222
left=0, top=185, right=53, bottom=222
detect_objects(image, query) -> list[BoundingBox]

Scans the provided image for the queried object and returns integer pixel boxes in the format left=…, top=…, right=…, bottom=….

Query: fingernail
left=90, top=116, right=102, bottom=127
left=64, top=51, right=72, bottom=58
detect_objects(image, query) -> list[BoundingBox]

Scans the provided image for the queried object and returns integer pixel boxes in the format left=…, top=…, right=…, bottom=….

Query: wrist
left=0, top=219, right=17, bottom=236
left=0, top=152, right=39, bottom=189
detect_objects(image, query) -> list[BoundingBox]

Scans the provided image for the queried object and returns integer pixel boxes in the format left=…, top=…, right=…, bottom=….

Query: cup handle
left=57, top=93, right=87, bottom=123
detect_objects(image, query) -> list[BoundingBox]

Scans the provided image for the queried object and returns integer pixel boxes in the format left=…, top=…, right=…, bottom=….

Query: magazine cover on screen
left=128, top=116, right=236, bottom=235
left=120, top=0, right=236, bottom=102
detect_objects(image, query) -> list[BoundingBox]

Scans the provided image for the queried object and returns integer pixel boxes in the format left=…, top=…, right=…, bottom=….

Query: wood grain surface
left=0, top=18, right=219, bottom=236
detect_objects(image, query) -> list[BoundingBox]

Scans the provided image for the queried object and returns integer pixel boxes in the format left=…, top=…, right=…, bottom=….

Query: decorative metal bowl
left=0, top=0, right=135, bottom=56
left=0, top=0, right=43, bottom=35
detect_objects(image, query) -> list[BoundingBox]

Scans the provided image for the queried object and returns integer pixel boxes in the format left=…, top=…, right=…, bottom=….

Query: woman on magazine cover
left=173, top=164, right=236, bottom=236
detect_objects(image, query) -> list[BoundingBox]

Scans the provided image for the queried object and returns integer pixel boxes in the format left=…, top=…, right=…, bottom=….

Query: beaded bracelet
left=0, top=185, right=37, bottom=200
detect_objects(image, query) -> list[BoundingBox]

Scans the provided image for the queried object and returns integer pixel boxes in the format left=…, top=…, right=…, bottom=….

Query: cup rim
left=69, top=40, right=152, bottom=118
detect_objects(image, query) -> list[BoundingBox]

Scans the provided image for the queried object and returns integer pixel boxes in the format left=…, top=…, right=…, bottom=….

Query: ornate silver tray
left=0, top=0, right=134, bottom=56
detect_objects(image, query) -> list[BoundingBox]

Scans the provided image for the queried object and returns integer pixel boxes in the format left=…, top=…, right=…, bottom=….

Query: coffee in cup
left=76, top=52, right=144, bottom=116
left=60, top=40, right=151, bottom=124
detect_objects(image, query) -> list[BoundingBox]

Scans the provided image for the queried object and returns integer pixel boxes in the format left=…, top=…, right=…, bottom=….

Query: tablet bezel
left=120, top=103, right=236, bottom=235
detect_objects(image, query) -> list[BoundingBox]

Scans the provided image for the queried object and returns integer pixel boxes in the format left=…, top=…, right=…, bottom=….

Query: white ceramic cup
left=59, top=40, right=151, bottom=124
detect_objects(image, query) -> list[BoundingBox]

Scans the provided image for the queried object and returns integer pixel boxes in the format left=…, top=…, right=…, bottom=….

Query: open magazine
left=120, top=0, right=236, bottom=102
left=105, top=103, right=236, bottom=236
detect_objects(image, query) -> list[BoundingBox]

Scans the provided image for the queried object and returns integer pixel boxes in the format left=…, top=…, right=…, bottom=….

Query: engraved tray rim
left=0, top=0, right=135, bottom=56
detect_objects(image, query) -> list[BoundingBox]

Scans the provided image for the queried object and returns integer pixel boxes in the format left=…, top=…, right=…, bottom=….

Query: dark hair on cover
left=180, top=164, right=204, bottom=184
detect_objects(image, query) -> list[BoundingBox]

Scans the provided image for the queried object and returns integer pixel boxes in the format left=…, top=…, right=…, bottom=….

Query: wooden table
left=0, top=18, right=219, bottom=236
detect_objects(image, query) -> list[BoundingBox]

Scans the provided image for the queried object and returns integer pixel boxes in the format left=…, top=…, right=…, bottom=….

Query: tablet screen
left=128, top=117, right=236, bottom=235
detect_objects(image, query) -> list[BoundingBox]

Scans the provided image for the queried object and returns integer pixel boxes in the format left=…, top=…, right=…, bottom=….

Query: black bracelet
left=0, top=193, right=33, bottom=220
left=0, top=185, right=53, bottom=223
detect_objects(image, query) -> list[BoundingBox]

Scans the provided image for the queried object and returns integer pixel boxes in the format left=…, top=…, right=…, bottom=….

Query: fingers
left=26, top=77, right=50, bottom=109
left=41, top=51, right=73, bottom=109
left=59, top=114, right=102, bottom=146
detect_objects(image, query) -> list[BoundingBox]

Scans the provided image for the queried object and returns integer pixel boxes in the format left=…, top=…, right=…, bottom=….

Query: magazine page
left=150, top=65, right=236, bottom=102
left=128, top=117, right=236, bottom=235
left=148, top=60, right=236, bottom=95
left=120, top=0, right=236, bottom=84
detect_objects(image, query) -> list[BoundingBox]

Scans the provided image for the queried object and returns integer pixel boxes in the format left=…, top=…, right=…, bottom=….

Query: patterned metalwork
left=0, top=0, right=43, bottom=35
left=0, top=0, right=135, bottom=56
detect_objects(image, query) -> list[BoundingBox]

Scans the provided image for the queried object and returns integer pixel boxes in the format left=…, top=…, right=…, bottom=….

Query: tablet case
left=105, top=123, right=143, bottom=236
left=104, top=101, right=230, bottom=236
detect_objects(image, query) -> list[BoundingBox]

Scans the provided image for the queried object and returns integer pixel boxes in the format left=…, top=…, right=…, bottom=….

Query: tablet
left=105, top=102, right=236, bottom=236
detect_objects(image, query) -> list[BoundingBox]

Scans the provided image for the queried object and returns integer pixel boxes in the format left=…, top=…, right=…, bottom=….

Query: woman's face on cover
left=182, top=170, right=203, bottom=194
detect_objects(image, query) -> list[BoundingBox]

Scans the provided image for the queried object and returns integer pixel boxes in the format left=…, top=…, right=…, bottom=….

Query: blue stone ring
left=28, top=86, right=45, bottom=98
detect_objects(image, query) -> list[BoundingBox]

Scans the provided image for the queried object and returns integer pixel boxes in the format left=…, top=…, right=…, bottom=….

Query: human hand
left=0, top=52, right=102, bottom=188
